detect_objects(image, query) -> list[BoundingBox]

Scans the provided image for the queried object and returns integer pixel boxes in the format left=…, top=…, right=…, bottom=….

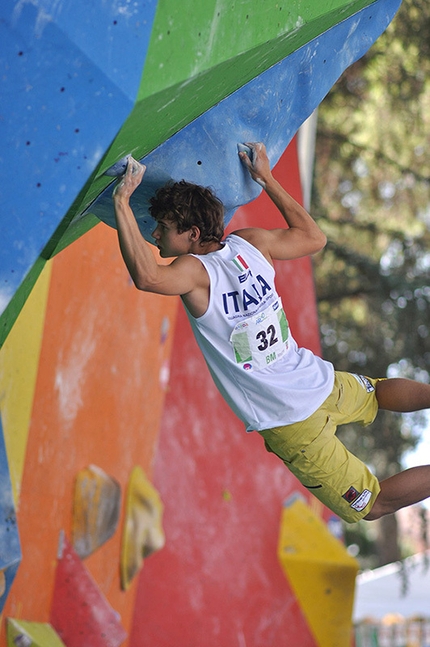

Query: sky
left=402, top=413, right=430, bottom=509
left=403, top=412, right=430, bottom=469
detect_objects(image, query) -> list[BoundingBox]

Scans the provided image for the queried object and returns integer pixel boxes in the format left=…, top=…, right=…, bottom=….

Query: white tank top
left=185, top=234, right=334, bottom=431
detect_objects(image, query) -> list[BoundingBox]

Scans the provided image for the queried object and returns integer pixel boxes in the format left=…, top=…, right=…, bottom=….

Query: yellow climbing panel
left=0, top=262, right=52, bottom=505
left=277, top=497, right=358, bottom=647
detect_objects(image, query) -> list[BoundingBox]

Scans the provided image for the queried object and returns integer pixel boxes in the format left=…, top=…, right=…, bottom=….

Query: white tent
left=353, top=551, right=430, bottom=622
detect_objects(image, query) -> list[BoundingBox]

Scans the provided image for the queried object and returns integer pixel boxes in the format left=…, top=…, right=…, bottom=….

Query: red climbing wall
left=129, top=139, right=329, bottom=646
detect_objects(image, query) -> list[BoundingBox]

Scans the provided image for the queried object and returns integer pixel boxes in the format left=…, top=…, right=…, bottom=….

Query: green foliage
left=312, top=0, right=430, bottom=562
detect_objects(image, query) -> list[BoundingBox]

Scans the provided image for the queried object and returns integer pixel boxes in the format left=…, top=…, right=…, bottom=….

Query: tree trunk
left=375, top=514, right=401, bottom=566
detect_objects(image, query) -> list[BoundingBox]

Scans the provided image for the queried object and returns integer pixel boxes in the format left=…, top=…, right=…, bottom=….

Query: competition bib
left=230, top=299, right=289, bottom=371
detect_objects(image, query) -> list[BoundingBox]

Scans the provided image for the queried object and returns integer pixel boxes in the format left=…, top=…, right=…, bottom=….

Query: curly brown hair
left=149, top=180, right=224, bottom=244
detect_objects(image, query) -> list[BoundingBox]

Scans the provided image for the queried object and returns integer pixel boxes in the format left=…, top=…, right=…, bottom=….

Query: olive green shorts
left=259, top=371, right=382, bottom=523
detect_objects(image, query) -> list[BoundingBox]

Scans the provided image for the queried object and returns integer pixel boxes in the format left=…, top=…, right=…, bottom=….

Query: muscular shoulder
left=172, top=255, right=210, bottom=318
left=229, top=228, right=274, bottom=265
left=170, top=254, right=209, bottom=285
left=170, top=253, right=203, bottom=269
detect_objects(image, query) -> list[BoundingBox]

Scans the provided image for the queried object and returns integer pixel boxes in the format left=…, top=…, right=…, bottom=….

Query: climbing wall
left=0, top=1, right=400, bottom=645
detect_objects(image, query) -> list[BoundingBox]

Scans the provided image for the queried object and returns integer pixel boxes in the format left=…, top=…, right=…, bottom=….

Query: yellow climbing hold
left=120, top=466, right=165, bottom=590
left=72, top=464, right=121, bottom=559
left=7, top=618, right=66, bottom=647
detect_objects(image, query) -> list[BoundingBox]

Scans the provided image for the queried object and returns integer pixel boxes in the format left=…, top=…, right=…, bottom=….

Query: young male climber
left=111, top=142, right=430, bottom=524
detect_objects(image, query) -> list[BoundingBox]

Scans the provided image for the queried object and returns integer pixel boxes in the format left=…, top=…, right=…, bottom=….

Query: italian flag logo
left=232, top=254, right=249, bottom=272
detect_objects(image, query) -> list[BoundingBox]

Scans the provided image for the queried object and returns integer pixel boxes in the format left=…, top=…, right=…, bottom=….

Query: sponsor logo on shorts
left=352, top=374, right=375, bottom=393
left=350, top=489, right=372, bottom=512
left=242, top=363, right=253, bottom=371
left=342, top=486, right=360, bottom=503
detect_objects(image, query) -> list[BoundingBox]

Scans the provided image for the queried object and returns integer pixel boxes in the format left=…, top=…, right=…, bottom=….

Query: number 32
left=256, top=324, right=278, bottom=351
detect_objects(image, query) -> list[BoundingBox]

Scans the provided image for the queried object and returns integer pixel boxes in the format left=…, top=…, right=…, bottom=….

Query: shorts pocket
left=333, top=372, right=379, bottom=425
left=289, top=416, right=349, bottom=482
left=259, top=420, right=307, bottom=464
left=334, top=376, right=350, bottom=415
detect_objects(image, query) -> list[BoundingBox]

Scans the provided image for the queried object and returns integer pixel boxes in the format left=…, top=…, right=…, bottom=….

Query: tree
left=312, top=0, right=430, bottom=566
